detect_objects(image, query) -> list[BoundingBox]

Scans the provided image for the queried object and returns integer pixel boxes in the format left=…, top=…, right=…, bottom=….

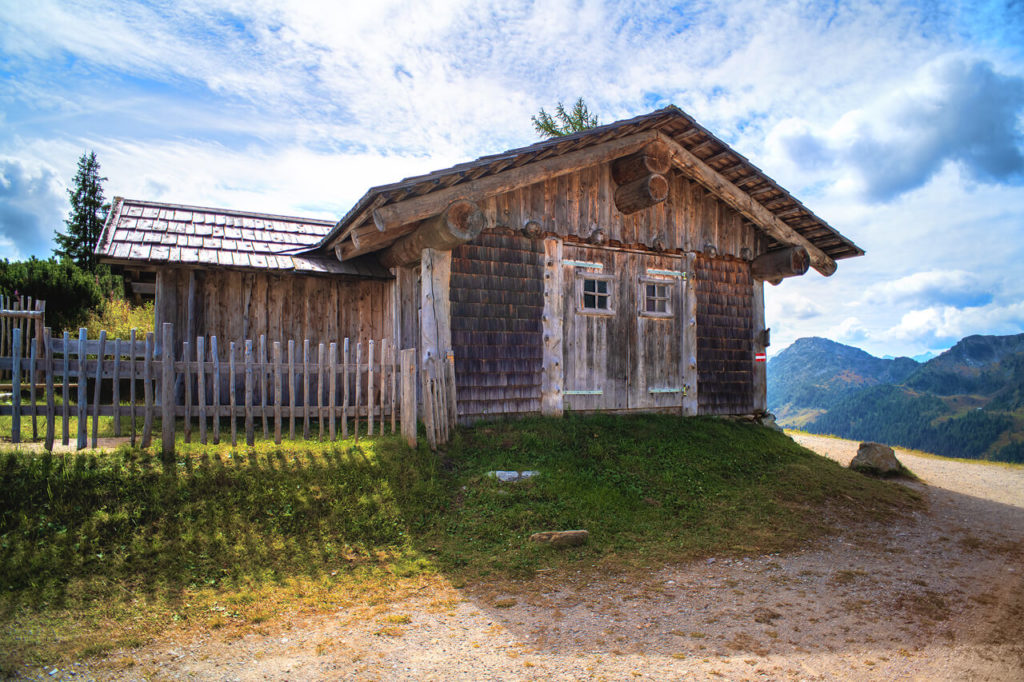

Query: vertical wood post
left=29, top=333, right=38, bottom=440
left=183, top=340, right=192, bottom=443
left=541, top=237, right=564, bottom=417
left=211, top=335, right=220, bottom=444
left=260, top=335, right=268, bottom=439
left=273, top=341, right=283, bottom=444
left=400, top=348, right=416, bottom=447
left=342, top=338, right=350, bottom=439
left=354, top=342, right=362, bottom=441
left=302, top=339, right=310, bottom=439
left=62, top=331, right=70, bottom=446
left=287, top=339, right=296, bottom=440
left=129, top=329, right=137, bottom=447
left=142, top=332, right=154, bottom=448
left=317, top=342, right=326, bottom=440
left=44, top=329, right=54, bottom=451
left=197, top=336, right=208, bottom=444
left=160, top=323, right=175, bottom=456
left=244, top=339, right=254, bottom=446
left=752, top=278, right=767, bottom=413
left=10, top=327, right=20, bottom=443
left=77, top=328, right=87, bottom=450
left=367, top=339, right=375, bottom=436
left=328, top=342, right=337, bottom=442
left=112, top=339, right=122, bottom=436
left=681, top=253, right=699, bottom=417
left=92, top=330, right=106, bottom=448
left=229, top=341, right=238, bottom=446
left=390, top=342, right=397, bottom=434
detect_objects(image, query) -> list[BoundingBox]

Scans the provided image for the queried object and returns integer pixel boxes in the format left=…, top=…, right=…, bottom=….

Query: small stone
left=529, top=530, right=589, bottom=547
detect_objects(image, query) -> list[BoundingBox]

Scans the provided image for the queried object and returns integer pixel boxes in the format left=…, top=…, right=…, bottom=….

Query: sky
left=1, top=0, right=1022, bottom=359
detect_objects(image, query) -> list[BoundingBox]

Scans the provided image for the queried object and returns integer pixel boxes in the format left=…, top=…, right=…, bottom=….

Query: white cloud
left=859, top=270, right=993, bottom=308
left=887, top=302, right=1024, bottom=346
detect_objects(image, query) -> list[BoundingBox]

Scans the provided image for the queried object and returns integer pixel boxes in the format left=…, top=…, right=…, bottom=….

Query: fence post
left=44, top=328, right=54, bottom=451
left=400, top=348, right=417, bottom=448
left=161, top=322, right=175, bottom=457
left=10, top=327, right=20, bottom=444
left=76, top=328, right=87, bottom=450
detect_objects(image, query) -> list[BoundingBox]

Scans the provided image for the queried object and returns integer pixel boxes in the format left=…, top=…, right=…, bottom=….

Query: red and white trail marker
left=754, top=352, right=767, bottom=362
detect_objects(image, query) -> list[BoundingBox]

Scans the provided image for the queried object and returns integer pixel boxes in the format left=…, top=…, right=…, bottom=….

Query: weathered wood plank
left=288, top=339, right=296, bottom=440
left=183, top=340, right=193, bottom=443
left=62, top=331, right=70, bottom=446
left=211, top=335, right=221, bottom=444
left=541, top=237, right=564, bottom=416
left=229, top=341, right=238, bottom=446
left=274, top=341, right=283, bottom=444
left=44, top=330, right=54, bottom=451
left=367, top=339, right=375, bottom=436
left=161, top=323, right=174, bottom=455
left=401, top=348, right=416, bottom=447
left=197, top=336, right=208, bottom=444
left=77, top=328, right=87, bottom=450
left=244, top=339, right=254, bottom=446
left=302, top=339, right=310, bottom=439
left=142, top=332, right=154, bottom=448
left=328, top=342, right=337, bottom=441
left=10, top=327, right=20, bottom=444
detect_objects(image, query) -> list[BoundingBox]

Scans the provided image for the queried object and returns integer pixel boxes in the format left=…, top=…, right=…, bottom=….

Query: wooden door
left=561, top=245, right=689, bottom=412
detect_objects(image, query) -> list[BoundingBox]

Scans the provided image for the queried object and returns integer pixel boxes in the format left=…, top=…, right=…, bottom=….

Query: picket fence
left=1, top=322, right=457, bottom=453
left=0, top=295, right=45, bottom=384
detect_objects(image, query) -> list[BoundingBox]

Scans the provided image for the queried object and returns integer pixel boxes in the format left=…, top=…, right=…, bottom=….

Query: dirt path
left=31, top=434, right=1024, bottom=681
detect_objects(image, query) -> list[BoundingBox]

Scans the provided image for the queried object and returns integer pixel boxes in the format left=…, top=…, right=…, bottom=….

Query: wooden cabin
left=97, top=106, right=863, bottom=423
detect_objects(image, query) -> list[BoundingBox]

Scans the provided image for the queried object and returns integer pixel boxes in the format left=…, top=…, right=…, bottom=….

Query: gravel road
left=29, top=434, right=1024, bottom=681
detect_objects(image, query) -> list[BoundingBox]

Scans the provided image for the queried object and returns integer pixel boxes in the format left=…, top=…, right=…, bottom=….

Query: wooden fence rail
left=0, top=322, right=452, bottom=452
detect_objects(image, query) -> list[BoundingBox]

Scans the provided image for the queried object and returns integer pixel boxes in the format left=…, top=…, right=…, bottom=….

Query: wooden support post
left=211, top=335, right=220, bottom=444
left=129, top=329, right=137, bottom=447
left=142, top=332, right=154, bottom=448
left=400, top=348, right=416, bottom=447
left=681, top=253, right=699, bottom=417
left=160, top=323, right=174, bottom=457
left=274, top=341, right=283, bottom=444
left=751, top=246, right=810, bottom=283
left=541, top=237, right=564, bottom=417
left=112, top=339, right=122, bottom=436
left=242, top=339, right=252, bottom=446
left=77, top=328, right=87, bottom=450
left=302, top=339, right=310, bottom=439
left=287, top=339, right=296, bottom=440
left=342, top=338, right=349, bottom=439
left=420, top=247, right=453, bottom=386
left=317, top=342, right=326, bottom=441
left=62, top=331, right=70, bottom=446
left=183, top=340, right=192, bottom=443
left=328, top=342, right=337, bottom=442
left=752, top=278, right=767, bottom=413
left=44, top=329, right=54, bottom=451
left=10, top=327, right=20, bottom=444
left=229, top=341, right=238, bottom=446
left=92, top=330, right=106, bottom=448
left=197, top=336, right=208, bottom=444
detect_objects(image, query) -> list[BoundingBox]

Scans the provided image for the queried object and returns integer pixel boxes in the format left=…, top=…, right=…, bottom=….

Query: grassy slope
left=0, top=414, right=918, bottom=670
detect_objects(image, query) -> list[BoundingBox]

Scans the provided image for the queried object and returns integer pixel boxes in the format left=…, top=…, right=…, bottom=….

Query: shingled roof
left=320, top=106, right=863, bottom=264
left=97, top=198, right=390, bottom=278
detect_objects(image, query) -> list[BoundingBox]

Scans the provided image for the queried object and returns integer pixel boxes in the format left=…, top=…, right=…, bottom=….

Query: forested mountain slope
left=768, top=333, right=1024, bottom=462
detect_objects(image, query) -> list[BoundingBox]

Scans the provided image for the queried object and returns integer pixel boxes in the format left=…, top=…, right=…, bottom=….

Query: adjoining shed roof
left=97, top=198, right=390, bottom=279
left=321, top=105, right=863, bottom=264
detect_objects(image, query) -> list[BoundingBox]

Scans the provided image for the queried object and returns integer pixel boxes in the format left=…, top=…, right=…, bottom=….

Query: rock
left=850, top=442, right=904, bottom=476
left=757, top=412, right=784, bottom=432
left=529, top=530, right=589, bottom=547
left=487, top=470, right=540, bottom=482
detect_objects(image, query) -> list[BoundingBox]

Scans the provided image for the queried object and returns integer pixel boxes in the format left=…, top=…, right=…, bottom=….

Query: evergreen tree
left=532, top=98, right=600, bottom=138
left=55, top=151, right=109, bottom=270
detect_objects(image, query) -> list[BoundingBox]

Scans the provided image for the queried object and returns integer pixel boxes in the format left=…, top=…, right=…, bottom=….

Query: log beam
left=379, top=200, right=486, bottom=268
left=610, top=140, right=671, bottom=185
left=751, top=246, right=810, bottom=283
left=614, top=173, right=668, bottom=215
left=654, top=131, right=837, bottom=276
left=369, top=132, right=659, bottom=234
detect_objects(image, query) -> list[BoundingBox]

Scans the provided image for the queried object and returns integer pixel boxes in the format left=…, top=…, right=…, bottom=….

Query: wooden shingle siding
left=695, top=255, right=754, bottom=415
left=450, top=229, right=544, bottom=421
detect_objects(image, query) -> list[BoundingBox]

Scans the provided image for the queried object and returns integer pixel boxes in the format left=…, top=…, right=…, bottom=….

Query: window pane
left=583, top=293, right=596, bottom=308
left=583, top=279, right=596, bottom=293
left=596, top=295, right=608, bottom=309
left=596, top=280, right=608, bottom=294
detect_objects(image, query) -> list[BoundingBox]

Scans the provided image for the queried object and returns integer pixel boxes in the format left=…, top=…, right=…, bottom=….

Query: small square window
left=582, top=278, right=610, bottom=310
left=577, top=274, right=614, bottom=315
left=640, top=279, right=673, bottom=317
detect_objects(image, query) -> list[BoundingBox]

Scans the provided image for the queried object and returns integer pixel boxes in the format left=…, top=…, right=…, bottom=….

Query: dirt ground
left=26, top=434, right=1024, bottom=681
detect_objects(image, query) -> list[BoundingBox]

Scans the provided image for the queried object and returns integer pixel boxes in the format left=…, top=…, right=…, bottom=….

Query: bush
left=84, top=296, right=155, bottom=338
left=0, top=258, right=123, bottom=332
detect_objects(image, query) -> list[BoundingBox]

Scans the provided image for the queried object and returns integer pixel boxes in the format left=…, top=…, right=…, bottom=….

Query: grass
left=0, top=413, right=919, bottom=672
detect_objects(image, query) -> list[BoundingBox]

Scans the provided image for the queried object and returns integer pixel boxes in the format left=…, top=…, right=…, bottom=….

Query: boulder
left=487, top=470, right=540, bottom=482
left=850, top=442, right=904, bottom=476
left=529, top=530, right=589, bottom=547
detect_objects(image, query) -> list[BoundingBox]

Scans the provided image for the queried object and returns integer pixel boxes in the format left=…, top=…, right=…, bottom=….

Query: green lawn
left=0, top=413, right=919, bottom=672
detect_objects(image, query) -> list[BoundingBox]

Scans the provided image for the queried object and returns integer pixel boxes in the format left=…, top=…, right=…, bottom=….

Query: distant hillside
left=768, top=333, right=1024, bottom=462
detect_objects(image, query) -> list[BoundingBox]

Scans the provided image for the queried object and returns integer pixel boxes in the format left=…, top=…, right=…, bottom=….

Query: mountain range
left=767, top=333, right=1024, bottom=463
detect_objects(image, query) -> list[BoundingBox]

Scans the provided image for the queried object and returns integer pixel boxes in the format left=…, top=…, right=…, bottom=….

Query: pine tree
left=532, top=98, right=600, bottom=138
left=55, top=151, right=109, bottom=270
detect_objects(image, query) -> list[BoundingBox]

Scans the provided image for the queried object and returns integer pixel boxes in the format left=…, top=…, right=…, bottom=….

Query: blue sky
left=1, top=0, right=1022, bottom=358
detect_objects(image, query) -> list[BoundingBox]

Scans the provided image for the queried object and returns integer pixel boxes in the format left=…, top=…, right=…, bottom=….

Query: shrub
left=0, top=258, right=123, bottom=332
left=84, top=296, right=155, bottom=338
